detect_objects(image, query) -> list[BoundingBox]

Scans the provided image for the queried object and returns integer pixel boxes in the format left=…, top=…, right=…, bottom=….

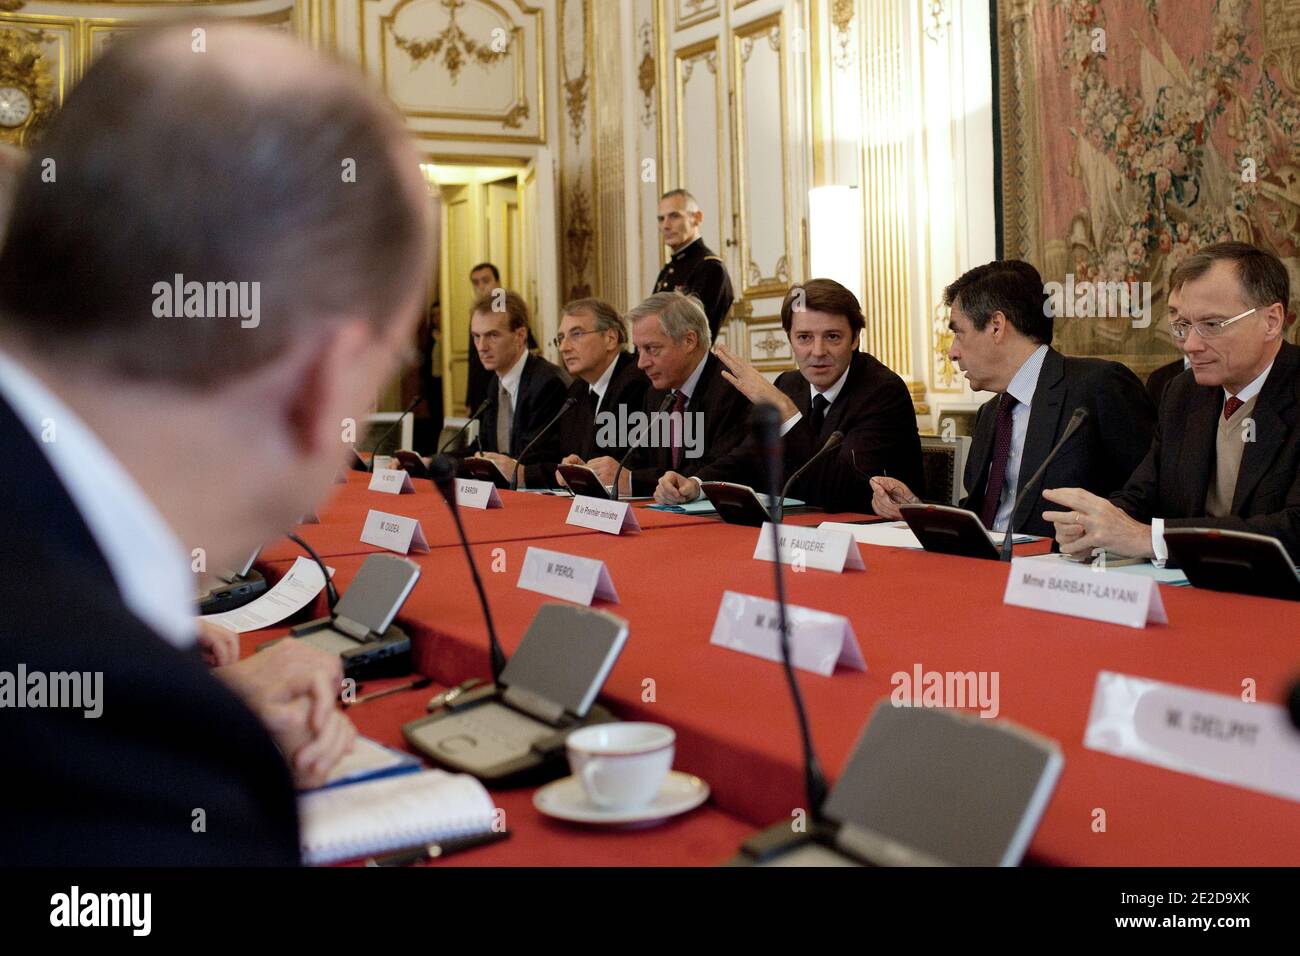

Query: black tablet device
left=391, top=450, right=430, bottom=480
left=459, top=455, right=511, bottom=489
left=899, top=502, right=1002, bottom=560
left=556, top=463, right=611, bottom=499
left=700, top=481, right=772, bottom=527
left=1163, top=528, right=1300, bottom=601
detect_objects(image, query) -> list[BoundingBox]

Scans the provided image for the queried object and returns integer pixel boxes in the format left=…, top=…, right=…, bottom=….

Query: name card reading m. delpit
left=359, top=509, right=429, bottom=555
left=367, top=467, right=415, bottom=495
left=517, top=546, right=619, bottom=605
left=709, top=591, right=866, bottom=677
left=1084, top=671, right=1300, bottom=804
left=455, top=478, right=503, bottom=510
left=565, top=496, right=641, bottom=535
left=1003, top=556, right=1166, bottom=628
left=753, top=523, right=865, bottom=573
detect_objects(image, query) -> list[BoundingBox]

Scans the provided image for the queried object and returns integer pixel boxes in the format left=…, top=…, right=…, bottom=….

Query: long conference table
left=243, top=472, right=1300, bottom=867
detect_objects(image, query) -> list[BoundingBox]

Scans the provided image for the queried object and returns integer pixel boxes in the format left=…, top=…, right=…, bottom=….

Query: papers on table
left=650, top=494, right=804, bottom=515
left=819, top=520, right=1035, bottom=549
left=1026, top=552, right=1190, bottom=586
left=316, top=736, right=421, bottom=790
left=199, top=555, right=332, bottom=633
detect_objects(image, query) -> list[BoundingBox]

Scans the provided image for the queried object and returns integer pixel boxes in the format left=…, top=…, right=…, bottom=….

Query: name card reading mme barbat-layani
left=565, top=496, right=641, bottom=535
left=360, top=509, right=429, bottom=555
left=455, top=478, right=503, bottom=510
left=1003, top=556, right=1166, bottom=629
left=517, top=546, right=619, bottom=605
left=709, top=591, right=866, bottom=677
left=1084, top=671, right=1300, bottom=804
left=367, top=468, right=415, bottom=494
left=753, top=523, right=865, bottom=573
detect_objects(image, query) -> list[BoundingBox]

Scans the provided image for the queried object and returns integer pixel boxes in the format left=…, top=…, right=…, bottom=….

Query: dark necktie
left=809, top=393, right=830, bottom=435
left=979, top=393, right=1018, bottom=530
left=586, top=385, right=600, bottom=417
left=670, top=390, right=689, bottom=469
left=1223, top=395, right=1244, bottom=421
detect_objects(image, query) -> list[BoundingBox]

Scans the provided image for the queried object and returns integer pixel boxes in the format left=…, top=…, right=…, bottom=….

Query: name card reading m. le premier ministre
left=517, top=546, right=619, bottom=605
left=709, top=591, right=866, bottom=677
left=455, top=478, right=503, bottom=510
left=565, top=496, right=641, bottom=535
left=367, top=467, right=415, bottom=495
left=1003, top=556, right=1166, bottom=629
left=753, top=523, right=864, bottom=573
left=359, top=509, right=429, bottom=555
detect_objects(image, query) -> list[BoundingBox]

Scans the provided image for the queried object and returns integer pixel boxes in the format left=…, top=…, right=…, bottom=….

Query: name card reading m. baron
left=455, top=478, right=503, bottom=510
left=360, top=509, right=429, bottom=555
left=1084, top=671, right=1300, bottom=803
left=517, top=546, right=619, bottom=605
left=709, top=590, right=866, bottom=677
left=367, top=468, right=415, bottom=495
left=1003, top=556, right=1166, bottom=629
left=753, top=523, right=864, bottom=573
left=565, top=496, right=641, bottom=535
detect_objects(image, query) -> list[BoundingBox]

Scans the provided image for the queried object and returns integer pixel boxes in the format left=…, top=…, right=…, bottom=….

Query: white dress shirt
left=1150, top=359, right=1275, bottom=562
left=587, top=352, right=620, bottom=413
left=778, top=361, right=852, bottom=436
left=0, top=349, right=196, bottom=648
left=677, top=352, right=707, bottom=404
left=992, top=344, right=1050, bottom=532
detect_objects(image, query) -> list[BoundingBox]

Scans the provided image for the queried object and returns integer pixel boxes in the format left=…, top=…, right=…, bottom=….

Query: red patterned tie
left=979, top=393, right=1019, bottom=530
left=670, top=390, right=689, bottom=469
left=1223, top=395, right=1245, bottom=421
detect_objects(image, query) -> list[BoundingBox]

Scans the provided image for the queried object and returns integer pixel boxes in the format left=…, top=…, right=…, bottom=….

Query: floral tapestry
left=995, top=0, right=1300, bottom=378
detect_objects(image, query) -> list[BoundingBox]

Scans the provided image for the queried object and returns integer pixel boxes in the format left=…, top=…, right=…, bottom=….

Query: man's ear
left=989, top=311, right=1007, bottom=342
left=1263, top=303, right=1286, bottom=339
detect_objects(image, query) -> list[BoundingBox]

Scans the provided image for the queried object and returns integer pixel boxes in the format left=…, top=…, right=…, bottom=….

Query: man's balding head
left=0, top=23, right=431, bottom=386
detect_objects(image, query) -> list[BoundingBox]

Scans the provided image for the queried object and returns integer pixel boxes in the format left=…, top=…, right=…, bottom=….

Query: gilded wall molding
left=0, top=26, right=56, bottom=147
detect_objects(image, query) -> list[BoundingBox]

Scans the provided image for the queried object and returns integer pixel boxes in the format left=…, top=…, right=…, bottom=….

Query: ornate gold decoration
left=0, top=1, right=27, bottom=11
left=831, top=0, right=855, bottom=69
left=391, top=0, right=514, bottom=84
left=501, top=100, right=528, bottom=128
left=637, top=20, right=655, bottom=128
left=752, top=330, right=785, bottom=357
left=675, top=0, right=719, bottom=31
left=1262, top=0, right=1300, bottom=95
left=923, top=0, right=951, bottom=42
left=565, top=179, right=593, bottom=300
left=0, top=27, right=55, bottom=147
left=563, top=74, right=586, bottom=140
left=932, top=303, right=958, bottom=390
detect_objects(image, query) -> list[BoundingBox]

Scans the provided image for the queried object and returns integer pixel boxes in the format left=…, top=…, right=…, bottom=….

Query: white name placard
left=1084, top=671, right=1300, bottom=803
left=359, top=509, right=429, bottom=555
left=753, top=523, right=864, bottom=573
left=517, top=546, right=619, bottom=605
left=368, top=468, right=414, bottom=495
left=709, top=591, right=866, bottom=677
left=455, top=478, right=503, bottom=510
left=1003, top=556, right=1166, bottom=628
left=565, top=496, right=641, bottom=535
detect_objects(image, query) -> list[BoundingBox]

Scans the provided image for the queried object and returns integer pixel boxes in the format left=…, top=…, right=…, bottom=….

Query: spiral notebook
left=298, top=769, right=496, bottom=865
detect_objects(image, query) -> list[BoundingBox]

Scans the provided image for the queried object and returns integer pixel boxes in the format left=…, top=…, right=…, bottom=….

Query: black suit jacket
left=523, top=351, right=650, bottom=488
left=693, top=350, right=923, bottom=513
left=1145, top=356, right=1186, bottom=410
left=0, top=395, right=300, bottom=865
left=478, top=352, right=568, bottom=462
left=626, top=352, right=751, bottom=496
left=1111, top=340, right=1300, bottom=560
left=653, top=238, right=735, bottom=339
left=963, top=348, right=1156, bottom=537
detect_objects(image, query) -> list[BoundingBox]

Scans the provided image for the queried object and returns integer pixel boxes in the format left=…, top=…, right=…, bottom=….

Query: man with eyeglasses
left=512, top=298, right=648, bottom=488
left=1044, top=242, right=1300, bottom=562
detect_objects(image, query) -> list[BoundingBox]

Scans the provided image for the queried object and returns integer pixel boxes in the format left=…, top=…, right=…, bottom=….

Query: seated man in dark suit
left=655, top=278, right=922, bottom=513
left=0, top=24, right=431, bottom=863
left=472, top=290, right=568, bottom=480
left=1045, top=242, right=1300, bottom=561
left=1145, top=355, right=1187, bottom=410
left=567, top=292, right=750, bottom=496
left=516, top=297, right=648, bottom=487
left=871, top=259, right=1155, bottom=537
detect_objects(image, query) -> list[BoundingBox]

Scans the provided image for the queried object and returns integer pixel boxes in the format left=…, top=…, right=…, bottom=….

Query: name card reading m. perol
left=753, top=523, right=865, bottom=573
left=367, top=467, right=414, bottom=495
left=1003, top=556, right=1166, bottom=628
left=709, top=590, right=866, bottom=677
left=517, top=546, right=619, bottom=605
left=565, top=496, right=641, bottom=535
left=1084, top=671, right=1300, bottom=803
left=455, top=478, right=503, bottom=510
left=359, top=509, right=429, bottom=555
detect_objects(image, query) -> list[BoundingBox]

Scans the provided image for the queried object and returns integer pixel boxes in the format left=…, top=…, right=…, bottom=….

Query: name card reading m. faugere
left=753, top=523, right=865, bottom=573
left=517, top=546, right=619, bottom=605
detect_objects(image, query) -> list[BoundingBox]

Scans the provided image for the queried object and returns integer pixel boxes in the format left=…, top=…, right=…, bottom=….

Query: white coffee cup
left=566, top=722, right=675, bottom=811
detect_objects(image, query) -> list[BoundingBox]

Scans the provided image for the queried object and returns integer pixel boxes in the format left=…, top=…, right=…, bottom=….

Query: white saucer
left=533, top=771, right=710, bottom=826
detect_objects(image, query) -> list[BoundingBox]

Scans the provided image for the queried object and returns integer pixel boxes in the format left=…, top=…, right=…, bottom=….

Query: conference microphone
left=611, top=391, right=678, bottom=502
left=439, top=394, right=495, bottom=454
left=775, top=430, right=844, bottom=525
left=754, top=401, right=828, bottom=819
left=287, top=531, right=339, bottom=611
left=366, top=394, right=425, bottom=471
left=998, top=406, right=1090, bottom=562
left=1288, top=677, right=1300, bottom=733
left=429, top=454, right=507, bottom=684
left=510, top=396, right=579, bottom=492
